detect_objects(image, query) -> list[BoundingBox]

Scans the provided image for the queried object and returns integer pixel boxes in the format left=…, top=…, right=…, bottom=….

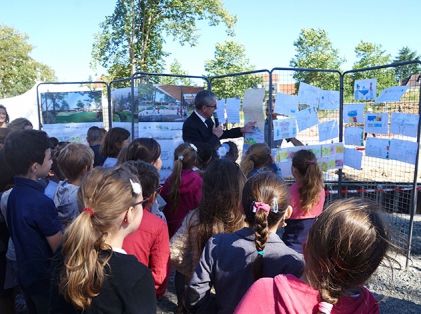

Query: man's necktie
left=205, top=118, right=213, bottom=129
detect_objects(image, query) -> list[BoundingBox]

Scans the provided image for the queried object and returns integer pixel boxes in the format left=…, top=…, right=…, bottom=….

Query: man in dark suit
left=182, top=90, right=255, bottom=150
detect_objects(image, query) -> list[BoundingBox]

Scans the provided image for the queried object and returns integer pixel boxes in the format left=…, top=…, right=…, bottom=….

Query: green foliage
left=205, top=40, right=261, bottom=99
left=92, top=0, right=235, bottom=80
left=393, top=46, right=421, bottom=83
left=289, top=28, right=344, bottom=90
left=0, top=25, right=55, bottom=98
left=160, top=60, right=192, bottom=85
left=350, top=41, right=396, bottom=97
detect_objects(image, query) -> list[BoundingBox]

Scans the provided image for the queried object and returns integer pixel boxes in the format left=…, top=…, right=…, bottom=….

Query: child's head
left=166, top=142, right=198, bottom=209
left=100, top=127, right=130, bottom=158
left=61, top=166, right=144, bottom=310
left=218, top=141, right=239, bottom=163
left=194, top=159, right=246, bottom=253
left=240, top=143, right=272, bottom=177
left=0, top=104, right=10, bottom=126
left=195, top=142, right=214, bottom=171
left=292, top=149, right=324, bottom=211
left=8, top=117, right=33, bottom=132
left=122, top=160, right=160, bottom=209
left=304, top=198, right=389, bottom=310
left=86, top=126, right=106, bottom=146
left=4, top=129, right=52, bottom=178
left=242, top=172, right=291, bottom=280
left=124, top=138, right=162, bottom=171
left=57, top=143, right=94, bottom=184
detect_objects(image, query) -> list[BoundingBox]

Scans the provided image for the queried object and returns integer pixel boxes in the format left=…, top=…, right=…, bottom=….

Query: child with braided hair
left=236, top=198, right=389, bottom=314
left=282, top=149, right=325, bottom=253
left=186, top=172, right=303, bottom=314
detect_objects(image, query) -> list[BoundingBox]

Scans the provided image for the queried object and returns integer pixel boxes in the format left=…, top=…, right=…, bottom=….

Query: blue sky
left=1, top=0, right=420, bottom=81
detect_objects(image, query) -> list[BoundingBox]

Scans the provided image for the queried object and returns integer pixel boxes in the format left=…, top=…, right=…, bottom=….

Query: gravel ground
left=158, top=215, right=421, bottom=313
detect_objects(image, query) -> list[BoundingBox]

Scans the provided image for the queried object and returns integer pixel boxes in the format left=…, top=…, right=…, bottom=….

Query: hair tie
left=190, top=143, right=198, bottom=152
left=83, top=207, right=94, bottom=217
left=252, top=201, right=271, bottom=215
left=217, top=145, right=227, bottom=158
left=130, top=179, right=142, bottom=195
left=178, top=155, right=184, bottom=161
left=318, top=301, right=333, bottom=314
left=305, top=160, right=317, bottom=165
left=257, top=250, right=265, bottom=256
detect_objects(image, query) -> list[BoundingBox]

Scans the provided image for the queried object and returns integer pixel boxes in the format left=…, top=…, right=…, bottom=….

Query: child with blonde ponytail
left=49, top=167, right=156, bottom=313
left=240, top=143, right=280, bottom=178
left=282, top=149, right=325, bottom=253
left=161, top=142, right=203, bottom=238
left=236, top=198, right=389, bottom=314
left=186, top=172, right=303, bottom=314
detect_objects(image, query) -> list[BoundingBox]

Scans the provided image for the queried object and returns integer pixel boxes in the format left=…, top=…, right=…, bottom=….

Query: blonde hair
left=240, top=143, right=272, bottom=177
left=57, top=143, right=94, bottom=181
left=59, top=167, right=141, bottom=310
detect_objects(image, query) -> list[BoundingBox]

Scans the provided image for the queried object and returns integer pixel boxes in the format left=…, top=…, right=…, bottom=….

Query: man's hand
left=241, top=121, right=256, bottom=133
left=212, top=125, right=223, bottom=138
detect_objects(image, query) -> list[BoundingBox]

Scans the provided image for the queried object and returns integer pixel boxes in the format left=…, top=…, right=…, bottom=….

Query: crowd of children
left=0, top=109, right=392, bottom=314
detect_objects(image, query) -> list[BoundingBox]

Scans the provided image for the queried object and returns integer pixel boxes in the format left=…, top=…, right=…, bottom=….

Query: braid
left=253, top=210, right=269, bottom=281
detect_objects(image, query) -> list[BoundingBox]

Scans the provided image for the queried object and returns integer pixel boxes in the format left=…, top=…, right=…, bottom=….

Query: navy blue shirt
left=6, top=177, right=62, bottom=288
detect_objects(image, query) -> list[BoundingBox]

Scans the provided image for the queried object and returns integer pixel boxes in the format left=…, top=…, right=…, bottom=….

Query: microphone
left=213, top=111, right=219, bottom=128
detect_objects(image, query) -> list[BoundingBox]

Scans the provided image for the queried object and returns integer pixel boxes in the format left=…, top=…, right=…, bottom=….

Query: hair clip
left=252, top=201, right=271, bottom=215
left=178, top=155, right=184, bottom=161
left=318, top=301, right=333, bottom=314
left=190, top=143, right=198, bottom=152
left=217, top=145, right=227, bottom=158
left=272, top=197, right=279, bottom=213
left=83, top=207, right=94, bottom=217
left=130, top=179, right=142, bottom=195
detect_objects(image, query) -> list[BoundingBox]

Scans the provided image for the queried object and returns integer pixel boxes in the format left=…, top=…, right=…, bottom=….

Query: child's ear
left=283, top=205, right=293, bottom=220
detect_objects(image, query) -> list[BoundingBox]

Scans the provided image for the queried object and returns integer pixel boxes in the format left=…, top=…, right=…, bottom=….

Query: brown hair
left=191, top=159, right=246, bottom=266
left=100, top=127, right=130, bottom=158
left=167, top=143, right=197, bottom=210
left=8, top=117, right=33, bottom=132
left=59, top=167, right=141, bottom=310
left=57, top=143, right=94, bottom=182
left=242, top=172, right=289, bottom=280
left=240, top=143, right=272, bottom=178
left=123, top=137, right=161, bottom=164
left=0, top=105, right=9, bottom=126
left=304, top=198, right=389, bottom=312
left=292, top=149, right=324, bottom=212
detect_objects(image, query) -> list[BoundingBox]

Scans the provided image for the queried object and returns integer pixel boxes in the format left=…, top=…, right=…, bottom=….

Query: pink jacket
left=289, top=182, right=325, bottom=219
left=162, top=169, right=203, bottom=237
left=235, top=274, right=379, bottom=314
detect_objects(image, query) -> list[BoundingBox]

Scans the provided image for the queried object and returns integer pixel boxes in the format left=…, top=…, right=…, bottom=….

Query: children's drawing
left=343, top=104, right=364, bottom=123
left=390, top=112, right=419, bottom=138
left=365, top=113, right=388, bottom=134
left=354, top=79, right=377, bottom=101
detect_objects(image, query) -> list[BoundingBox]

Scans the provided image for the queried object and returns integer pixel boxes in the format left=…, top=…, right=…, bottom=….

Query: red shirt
left=123, top=209, right=170, bottom=298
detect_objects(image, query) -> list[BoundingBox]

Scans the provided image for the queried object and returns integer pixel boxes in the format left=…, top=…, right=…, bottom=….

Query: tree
left=351, top=41, right=395, bottom=96
left=91, top=0, right=235, bottom=80
left=205, top=40, right=261, bottom=99
left=393, top=46, right=421, bottom=84
left=289, top=28, right=344, bottom=90
left=160, top=59, right=192, bottom=85
left=0, top=25, right=55, bottom=98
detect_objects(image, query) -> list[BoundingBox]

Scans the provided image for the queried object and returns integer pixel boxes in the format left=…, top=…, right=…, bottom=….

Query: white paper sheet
left=376, top=86, right=408, bottom=103
left=319, top=90, right=339, bottom=110
left=344, top=147, right=363, bottom=170
left=389, top=139, right=418, bottom=165
left=295, top=107, right=319, bottom=132
left=390, top=112, right=419, bottom=137
left=344, top=127, right=364, bottom=146
left=365, top=113, right=388, bottom=134
left=343, top=104, right=365, bottom=123
left=354, top=78, right=377, bottom=101
left=274, top=92, right=298, bottom=116
left=216, top=99, right=226, bottom=124
left=225, top=97, right=241, bottom=124
left=298, top=82, right=321, bottom=107
left=242, top=88, right=265, bottom=131
left=365, top=138, right=389, bottom=159
left=318, top=120, right=339, bottom=142
left=43, top=122, right=104, bottom=143
left=273, top=118, right=298, bottom=140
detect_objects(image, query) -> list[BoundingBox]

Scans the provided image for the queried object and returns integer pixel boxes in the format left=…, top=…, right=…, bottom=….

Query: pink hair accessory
left=252, top=202, right=271, bottom=215
left=318, top=301, right=333, bottom=314
left=83, top=207, right=95, bottom=217
left=305, top=159, right=317, bottom=165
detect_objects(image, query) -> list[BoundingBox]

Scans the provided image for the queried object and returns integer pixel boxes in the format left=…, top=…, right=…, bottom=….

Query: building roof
left=156, top=85, right=204, bottom=101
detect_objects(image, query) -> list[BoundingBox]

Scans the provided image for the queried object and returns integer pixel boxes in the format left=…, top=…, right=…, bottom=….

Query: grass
left=55, top=112, right=101, bottom=123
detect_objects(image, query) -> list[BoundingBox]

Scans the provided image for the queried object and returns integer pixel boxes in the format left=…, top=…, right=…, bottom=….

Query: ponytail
left=240, top=143, right=272, bottom=178
left=167, top=158, right=183, bottom=210
left=253, top=207, right=269, bottom=280
left=240, top=154, right=254, bottom=178
left=59, top=211, right=112, bottom=310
